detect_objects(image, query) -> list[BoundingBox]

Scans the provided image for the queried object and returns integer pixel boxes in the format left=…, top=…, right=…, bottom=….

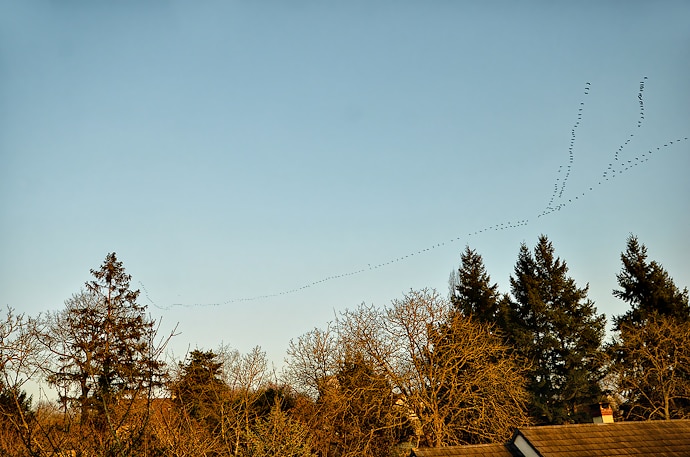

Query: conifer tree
left=613, top=235, right=690, bottom=327
left=173, top=349, right=226, bottom=425
left=44, top=252, right=169, bottom=455
left=450, top=246, right=505, bottom=323
left=85, top=253, right=164, bottom=413
left=608, top=236, right=690, bottom=420
left=507, top=235, right=606, bottom=424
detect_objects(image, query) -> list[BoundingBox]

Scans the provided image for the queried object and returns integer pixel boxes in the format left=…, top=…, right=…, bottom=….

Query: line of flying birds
left=538, top=77, right=685, bottom=217
left=142, top=78, right=688, bottom=309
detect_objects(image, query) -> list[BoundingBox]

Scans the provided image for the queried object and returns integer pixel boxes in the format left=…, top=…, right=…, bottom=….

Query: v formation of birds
left=142, top=78, right=688, bottom=309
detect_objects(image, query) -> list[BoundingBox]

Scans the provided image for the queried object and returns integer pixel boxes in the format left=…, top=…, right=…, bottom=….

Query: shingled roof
left=409, top=419, right=690, bottom=457
left=513, top=419, right=690, bottom=456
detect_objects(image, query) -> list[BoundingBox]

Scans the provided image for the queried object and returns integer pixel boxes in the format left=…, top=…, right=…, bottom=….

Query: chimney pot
left=592, top=403, right=614, bottom=423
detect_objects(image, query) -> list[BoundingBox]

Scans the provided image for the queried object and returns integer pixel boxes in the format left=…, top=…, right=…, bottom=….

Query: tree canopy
left=2, top=239, right=689, bottom=456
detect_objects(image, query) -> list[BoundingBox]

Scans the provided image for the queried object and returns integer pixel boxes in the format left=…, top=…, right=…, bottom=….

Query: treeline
left=0, top=235, right=688, bottom=456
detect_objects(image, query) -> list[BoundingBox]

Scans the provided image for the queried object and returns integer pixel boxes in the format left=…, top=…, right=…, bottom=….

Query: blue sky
left=1, top=1, right=689, bottom=367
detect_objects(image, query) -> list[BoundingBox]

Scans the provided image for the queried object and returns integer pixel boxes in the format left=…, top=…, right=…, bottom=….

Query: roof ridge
left=520, top=418, right=690, bottom=430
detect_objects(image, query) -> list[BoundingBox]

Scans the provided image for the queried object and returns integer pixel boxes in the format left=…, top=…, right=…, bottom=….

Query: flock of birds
left=141, top=78, right=688, bottom=310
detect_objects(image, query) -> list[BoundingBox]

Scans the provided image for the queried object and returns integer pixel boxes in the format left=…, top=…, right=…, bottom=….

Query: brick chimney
left=591, top=402, right=614, bottom=423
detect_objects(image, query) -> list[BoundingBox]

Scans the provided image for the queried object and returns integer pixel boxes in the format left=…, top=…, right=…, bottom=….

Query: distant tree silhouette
left=172, top=349, right=227, bottom=431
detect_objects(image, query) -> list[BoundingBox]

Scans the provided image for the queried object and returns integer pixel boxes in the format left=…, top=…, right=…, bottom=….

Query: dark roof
left=515, top=419, right=690, bottom=456
left=410, top=443, right=513, bottom=456
left=409, top=420, right=690, bottom=457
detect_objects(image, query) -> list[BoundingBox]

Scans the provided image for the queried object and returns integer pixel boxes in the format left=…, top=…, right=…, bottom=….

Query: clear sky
left=2, top=1, right=689, bottom=368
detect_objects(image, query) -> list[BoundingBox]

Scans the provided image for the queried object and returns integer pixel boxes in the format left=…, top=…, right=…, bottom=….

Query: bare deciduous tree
left=286, top=289, right=530, bottom=453
left=286, top=322, right=410, bottom=457
left=608, top=315, right=690, bottom=420
left=0, top=308, right=45, bottom=456
left=285, top=325, right=341, bottom=399
left=337, top=289, right=530, bottom=447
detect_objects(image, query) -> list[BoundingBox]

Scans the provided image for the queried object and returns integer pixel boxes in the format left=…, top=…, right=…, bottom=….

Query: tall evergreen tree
left=450, top=246, right=504, bottom=323
left=507, top=235, right=606, bottom=424
left=608, top=236, right=690, bottom=420
left=613, top=235, right=690, bottom=327
left=46, top=253, right=167, bottom=428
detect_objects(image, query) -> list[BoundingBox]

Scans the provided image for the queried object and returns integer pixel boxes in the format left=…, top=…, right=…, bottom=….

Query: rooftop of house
left=410, top=419, right=690, bottom=457
left=514, top=419, right=690, bottom=456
